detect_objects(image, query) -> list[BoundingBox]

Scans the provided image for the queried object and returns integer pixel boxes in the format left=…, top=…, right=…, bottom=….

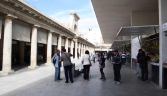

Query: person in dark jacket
left=60, top=48, right=73, bottom=83
left=112, top=49, right=122, bottom=85
left=98, top=52, right=106, bottom=81
left=136, top=49, right=142, bottom=74
left=139, top=51, right=151, bottom=81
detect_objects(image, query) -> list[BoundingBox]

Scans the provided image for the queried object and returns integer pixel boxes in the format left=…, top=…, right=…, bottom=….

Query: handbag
left=64, top=53, right=73, bottom=66
left=53, top=55, right=57, bottom=64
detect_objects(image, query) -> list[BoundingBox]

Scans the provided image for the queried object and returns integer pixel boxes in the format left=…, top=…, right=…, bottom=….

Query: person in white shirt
left=121, top=52, right=126, bottom=66
left=81, top=50, right=92, bottom=80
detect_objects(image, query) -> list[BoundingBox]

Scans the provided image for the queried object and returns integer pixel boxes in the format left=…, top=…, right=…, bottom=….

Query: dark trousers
left=141, top=67, right=148, bottom=81
left=83, top=65, right=90, bottom=79
left=113, top=64, right=121, bottom=81
left=93, top=57, right=95, bottom=63
left=57, top=67, right=61, bottom=80
left=64, top=65, right=73, bottom=83
left=121, top=58, right=126, bottom=65
left=100, top=68, right=104, bottom=75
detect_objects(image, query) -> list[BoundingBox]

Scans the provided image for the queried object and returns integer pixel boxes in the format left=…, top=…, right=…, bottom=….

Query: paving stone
left=0, top=59, right=167, bottom=96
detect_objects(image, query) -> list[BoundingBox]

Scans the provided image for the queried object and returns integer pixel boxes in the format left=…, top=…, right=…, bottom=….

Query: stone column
left=75, top=40, right=78, bottom=59
left=58, top=35, right=62, bottom=51
left=29, top=25, right=39, bottom=69
left=159, top=0, right=167, bottom=88
left=83, top=44, right=85, bottom=53
left=78, top=42, right=81, bottom=57
left=65, top=37, right=68, bottom=51
left=2, top=14, right=16, bottom=74
left=70, top=40, right=74, bottom=58
left=80, top=43, right=83, bottom=56
left=20, top=41, right=25, bottom=64
left=45, top=31, right=52, bottom=65
left=84, top=45, right=86, bottom=53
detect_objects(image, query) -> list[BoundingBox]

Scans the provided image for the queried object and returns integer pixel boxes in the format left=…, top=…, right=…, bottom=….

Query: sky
left=24, top=0, right=99, bottom=34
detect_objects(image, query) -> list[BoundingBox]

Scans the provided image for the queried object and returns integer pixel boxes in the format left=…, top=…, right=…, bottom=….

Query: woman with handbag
left=81, top=50, right=92, bottom=81
left=60, top=48, right=73, bottom=83
left=98, top=52, right=106, bottom=81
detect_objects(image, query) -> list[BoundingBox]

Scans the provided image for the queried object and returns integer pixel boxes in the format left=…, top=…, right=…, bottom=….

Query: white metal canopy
left=111, top=40, right=131, bottom=48
left=117, top=25, right=159, bottom=36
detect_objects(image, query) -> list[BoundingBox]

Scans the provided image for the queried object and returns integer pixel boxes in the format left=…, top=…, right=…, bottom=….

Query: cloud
left=49, top=5, right=99, bottom=34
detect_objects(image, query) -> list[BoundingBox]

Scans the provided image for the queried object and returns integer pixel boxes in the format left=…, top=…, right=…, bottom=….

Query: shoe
left=55, top=80, right=60, bottom=82
left=58, top=78, right=62, bottom=80
left=99, top=77, right=103, bottom=80
left=112, top=81, right=117, bottom=84
left=65, top=81, right=68, bottom=83
left=116, top=82, right=120, bottom=85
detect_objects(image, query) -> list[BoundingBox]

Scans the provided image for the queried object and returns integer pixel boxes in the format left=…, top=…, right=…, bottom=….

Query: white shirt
left=122, top=53, right=126, bottom=58
left=82, top=54, right=91, bottom=65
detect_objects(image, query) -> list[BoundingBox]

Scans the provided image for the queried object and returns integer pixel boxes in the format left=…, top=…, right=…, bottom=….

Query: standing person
left=121, top=52, right=126, bottom=66
left=98, top=52, right=106, bottom=81
left=93, top=53, right=95, bottom=63
left=60, top=48, right=73, bottom=83
left=81, top=50, right=92, bottom=80
left=139, top=51, right=151, bottom=82
left=136, top=49, right=142, bottom=75
left=112, top=49, right=122, bottom=85
left=51, top=49, right=61, bottom=81
left=77, top=52, right=79, bottom=59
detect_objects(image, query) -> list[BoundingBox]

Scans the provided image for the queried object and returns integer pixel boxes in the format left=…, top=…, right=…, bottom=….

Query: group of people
left=51, top=48, right=127, bottom=85
left=51, top=48, right=73, bottom=83
left=51, top=49, right=107, bottom=83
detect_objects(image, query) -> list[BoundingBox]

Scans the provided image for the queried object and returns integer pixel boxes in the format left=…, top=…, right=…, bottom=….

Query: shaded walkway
left=0, top=60, right=167, bottom=96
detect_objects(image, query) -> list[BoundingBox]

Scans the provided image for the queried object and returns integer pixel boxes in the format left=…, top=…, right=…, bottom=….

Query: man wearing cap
left=112, top=49, right=122, bottom=85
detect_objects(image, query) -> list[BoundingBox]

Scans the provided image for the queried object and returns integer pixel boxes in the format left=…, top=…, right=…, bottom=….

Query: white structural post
left=65, top=37, right=68, bottom=51
left=46, top=31, right=52, bottom=65
left=159, top=0, right=167, bottom=88
left=71, top=40, right=74, bottom=58
left=2, top=14, right=16, bottom=74
left=29, top=25, right=39, bottom=69
left=81, top=43, right=83, bottom=56
left=78, top=42, right=81, bottom=57
left=58, top=35, right=62, bottom=52
left=75, top=40, right=78, bottom=59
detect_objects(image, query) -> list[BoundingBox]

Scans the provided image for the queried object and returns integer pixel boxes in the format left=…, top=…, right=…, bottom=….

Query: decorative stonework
left=0, top=0, right=75, bottom=38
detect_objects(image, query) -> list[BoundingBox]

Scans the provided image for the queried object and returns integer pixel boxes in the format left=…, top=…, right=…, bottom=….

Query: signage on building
left=163, top=22, right=167, bottom=32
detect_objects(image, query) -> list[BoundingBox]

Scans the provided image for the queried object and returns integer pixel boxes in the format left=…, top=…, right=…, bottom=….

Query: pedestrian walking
left=60, top=48, right=74, bottom=83
left=121, top=52, right=126, bottom=66
left=112, top=49, right=122, bottom=85
left=98, top=52, right=106, bottom=81
left=81, top=50, right=92, bottom=81
left=51, top=49, right=61, bottom=81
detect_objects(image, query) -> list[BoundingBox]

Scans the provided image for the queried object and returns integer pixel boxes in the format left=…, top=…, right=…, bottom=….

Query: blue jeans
left=55, top=67, right=59, bottom=80
left=137, top=63, right=141, bottom=73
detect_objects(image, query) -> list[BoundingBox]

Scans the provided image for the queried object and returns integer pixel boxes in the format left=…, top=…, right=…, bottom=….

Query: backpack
left=53, top=55, right=57, bottom=64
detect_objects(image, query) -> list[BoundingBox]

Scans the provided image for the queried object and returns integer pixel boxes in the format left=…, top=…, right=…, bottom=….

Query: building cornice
left=0, top=0, right=76, bottom=38
left=77, top=36, right=95, bottom=47
left=70, top=11, right=80, bottom=20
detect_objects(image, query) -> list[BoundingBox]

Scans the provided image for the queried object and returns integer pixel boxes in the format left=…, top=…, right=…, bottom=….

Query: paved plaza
left=0, top=59, right=167, bottom=96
